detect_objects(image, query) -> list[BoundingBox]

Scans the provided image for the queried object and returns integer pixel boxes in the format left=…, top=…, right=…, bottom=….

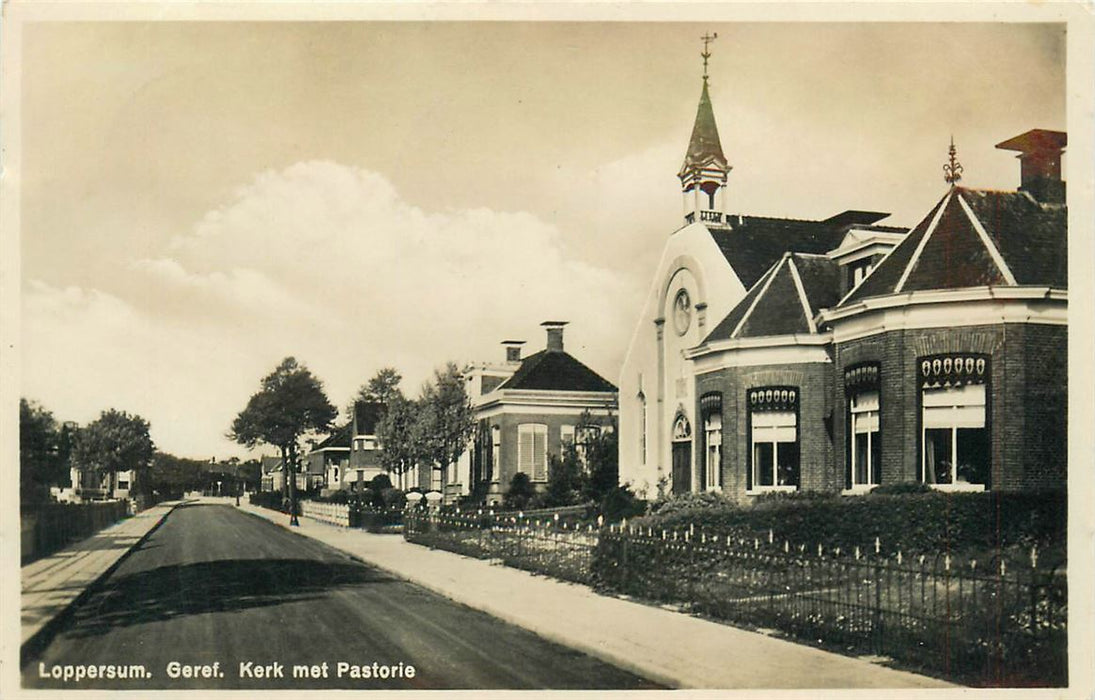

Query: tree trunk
left=287, top=442, right=299, bottom=526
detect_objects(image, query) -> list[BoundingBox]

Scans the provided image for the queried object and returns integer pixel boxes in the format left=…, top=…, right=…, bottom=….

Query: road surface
left=23, top=503, right=660, bottom=690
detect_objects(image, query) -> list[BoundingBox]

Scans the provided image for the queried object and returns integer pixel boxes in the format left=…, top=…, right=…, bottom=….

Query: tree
left=355, top=367, right=404, bottom=406
left=72, top=409, right=155, bottom=498
left=376, top=395, right=423, bottom=489
left=581, top=413, right=620, bottom=503
left=545, top=447, right=587, bottom=508
left=20, top=398, right=70, bottom=504
left=415, top=363, right=474, bottom=488
left=147, top=452, right=206, bottom=499
left=229, top=357, right=336, bottom=525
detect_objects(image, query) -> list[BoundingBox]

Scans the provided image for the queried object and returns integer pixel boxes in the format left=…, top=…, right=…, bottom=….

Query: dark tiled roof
left=353, top=401, right=383, bottom=436
left=794, top=253, right=843, bottom=313
left=679, top=82, right=727, bottom=174
left=961, top=190, right=1067, bottom=287
left=707, top=217, right=850, bottom=289
left=842, top=187, right=1066, bottom=305
left=705, top=253, right=841, bottom=342
left=496, top=350, right=617, bottom=393
left=313, top=423, right=351, bottom=451
left=261, top=455, right=283, bottom=474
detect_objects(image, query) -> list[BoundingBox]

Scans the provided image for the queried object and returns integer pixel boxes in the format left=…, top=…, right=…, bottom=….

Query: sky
left=17, top=20, right=1066, bottom=460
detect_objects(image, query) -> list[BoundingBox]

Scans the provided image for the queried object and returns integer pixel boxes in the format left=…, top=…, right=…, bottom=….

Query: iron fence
left=404, top=512, right=1066, bottom=686
left=404, top=511, right=599, bottom=585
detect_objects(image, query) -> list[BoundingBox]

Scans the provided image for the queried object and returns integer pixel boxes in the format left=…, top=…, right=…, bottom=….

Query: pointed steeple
left=678, top=34, right=731, bottom=227
left=679, top=81, right=728, bottom=177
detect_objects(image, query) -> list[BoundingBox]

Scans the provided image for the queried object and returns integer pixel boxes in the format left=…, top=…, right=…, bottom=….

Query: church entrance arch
left=671, top=412, right=693, bottom=495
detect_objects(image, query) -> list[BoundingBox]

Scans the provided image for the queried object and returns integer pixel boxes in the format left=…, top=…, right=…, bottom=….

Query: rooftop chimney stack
left=541, top=321, right=568, bottom=353
left=502, top=340, right=525, bottom=363
left=995, top=129, right=1067, bottom=204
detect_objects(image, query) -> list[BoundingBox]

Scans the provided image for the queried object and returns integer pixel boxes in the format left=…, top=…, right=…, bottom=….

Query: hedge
left=632, top=490, right=1065, bottom=563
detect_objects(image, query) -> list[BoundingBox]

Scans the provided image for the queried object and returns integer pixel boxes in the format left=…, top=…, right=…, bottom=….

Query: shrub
left=870, top=482, right=932, bottom=495
left=370, top=473, right=393, bottom=492
left=504, top=473, right=535, bottom=510
left=599, top=485, right=646, bottom=522
left=380, top=487, right=406, bottom=510
left=632, top=490, right=1065, bottom=560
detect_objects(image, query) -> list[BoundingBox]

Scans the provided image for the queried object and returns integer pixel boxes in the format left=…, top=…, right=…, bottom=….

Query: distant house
left=66, top=466, right=135, bottom=502
left=306, top=424, right=351, bottom=491
left=259, top=455, right=284, bottom=493
left=453, top=322, right=618, bottom=505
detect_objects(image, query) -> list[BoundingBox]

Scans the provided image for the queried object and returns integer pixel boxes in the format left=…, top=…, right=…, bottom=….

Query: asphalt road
left=23, top=503, right=661, bottom=690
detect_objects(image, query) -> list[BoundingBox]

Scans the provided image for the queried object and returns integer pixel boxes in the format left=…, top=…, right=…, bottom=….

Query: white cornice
left=820, top=286, right=1067, bottom=324
left=821, top=287, right=1067, bottom=343
left=688, top=333, right=832, bottom=374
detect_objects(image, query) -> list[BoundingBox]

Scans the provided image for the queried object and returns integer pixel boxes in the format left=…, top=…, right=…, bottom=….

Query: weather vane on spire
left=944, top=135, right=963, bottom=184
left=701, top=32, right=718, bottom=84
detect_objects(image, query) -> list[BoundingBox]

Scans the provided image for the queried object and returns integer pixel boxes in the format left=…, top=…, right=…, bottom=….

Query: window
left=920, top=355, right=990, bottom=489
left=576, top=425, right=601, bottom=466
left=849, top=392, right=880, bottom=488
left=749, top=387, right=799, bottom=490
left=491, top=426, right=501, bottom=482
left=851, top=260, right=873, bottom=287
left=845, top=363, right=881, bottom=490
left=561, top=424, right=575, bottom=446
left=704, top=413, right=722, bottom=490
left=518, top=423, right=548, bottom=482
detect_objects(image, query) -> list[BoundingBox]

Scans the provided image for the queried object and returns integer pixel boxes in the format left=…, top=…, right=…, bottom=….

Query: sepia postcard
left=2, top=2, right=1092, bottom=699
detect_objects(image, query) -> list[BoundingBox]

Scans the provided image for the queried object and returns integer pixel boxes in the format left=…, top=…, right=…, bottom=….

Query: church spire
left=678, top=33, right=730, bottom=227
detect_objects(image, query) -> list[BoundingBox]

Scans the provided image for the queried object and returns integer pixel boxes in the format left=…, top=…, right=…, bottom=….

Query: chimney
left=502, top=340, right=525, bottom=363
left=995, top=129, right=1067, bottom=204
left=541, top=321, right=568, bottom=353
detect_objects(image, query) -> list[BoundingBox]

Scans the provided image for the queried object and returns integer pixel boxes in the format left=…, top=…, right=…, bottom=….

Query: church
left=618, top=56, right=1067, bottom=501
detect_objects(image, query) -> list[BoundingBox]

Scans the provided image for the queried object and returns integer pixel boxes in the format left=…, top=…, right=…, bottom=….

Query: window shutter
left=533, top=427, right=548, bottom=481
left=518, top=427, right=534, bottom=474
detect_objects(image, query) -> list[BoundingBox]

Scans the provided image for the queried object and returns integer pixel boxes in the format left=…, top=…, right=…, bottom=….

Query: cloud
left=23, top=161, right=633, bottom=457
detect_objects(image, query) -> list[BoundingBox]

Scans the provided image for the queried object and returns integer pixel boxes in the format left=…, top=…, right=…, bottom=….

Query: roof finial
left=944, top=135, right=963, bottom=185
left=701, top=32, right=718, bottom=84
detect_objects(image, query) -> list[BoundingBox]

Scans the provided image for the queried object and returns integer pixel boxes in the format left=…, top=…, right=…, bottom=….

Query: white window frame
left=518, top=423, right=548, bottom=482
left=491, top=426, right=502, bottom=482
left=749, top=410, right=798, bottom=493
left=921, top=383, right=987, bottom=492
left=847, top=390, right=880, bottom=492
left=704, top=413, right=721, bottom=491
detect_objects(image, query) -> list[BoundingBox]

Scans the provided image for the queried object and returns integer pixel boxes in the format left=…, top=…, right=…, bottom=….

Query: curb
left=20, top=501, right=185, bottom=668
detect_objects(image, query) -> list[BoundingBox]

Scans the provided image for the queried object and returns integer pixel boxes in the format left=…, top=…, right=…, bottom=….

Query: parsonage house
left=618, top=68, right=1067, bottom=501
left=447, top=322, right=619, bottom=505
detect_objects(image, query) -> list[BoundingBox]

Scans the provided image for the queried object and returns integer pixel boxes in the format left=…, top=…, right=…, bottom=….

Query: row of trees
left=20, top=399, right=155, bottom=506
left=22, top=398, right=258, bottom=507
left=229, top=357, right=475, bottom=524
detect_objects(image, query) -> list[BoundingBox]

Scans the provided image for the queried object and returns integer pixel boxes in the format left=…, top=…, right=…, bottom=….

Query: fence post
left=873, top=558, right=883, bottom=654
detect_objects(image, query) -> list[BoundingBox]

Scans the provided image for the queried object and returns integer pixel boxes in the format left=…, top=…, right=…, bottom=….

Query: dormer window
left=851, top=259, right=873, bottom=288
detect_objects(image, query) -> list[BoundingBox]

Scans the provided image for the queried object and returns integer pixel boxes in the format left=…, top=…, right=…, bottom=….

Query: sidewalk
left=21, top=500, right=182, bottom=650
left=238, top=501, right=953, bottom=689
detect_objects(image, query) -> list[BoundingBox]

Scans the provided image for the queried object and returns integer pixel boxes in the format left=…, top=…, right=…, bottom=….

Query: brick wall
left=695, top=362, right=834, bottom=502
left=833, top=322, right=1066, bottom=492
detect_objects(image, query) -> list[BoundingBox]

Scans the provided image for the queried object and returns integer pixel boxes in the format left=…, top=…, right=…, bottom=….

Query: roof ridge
left=955, top=192, right=1019, bottom=285
left=894, top=190, right=953, bottom=294
left=731, top=256, right=785, bottom=339
left=786, top=256, right=818, bottom=334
